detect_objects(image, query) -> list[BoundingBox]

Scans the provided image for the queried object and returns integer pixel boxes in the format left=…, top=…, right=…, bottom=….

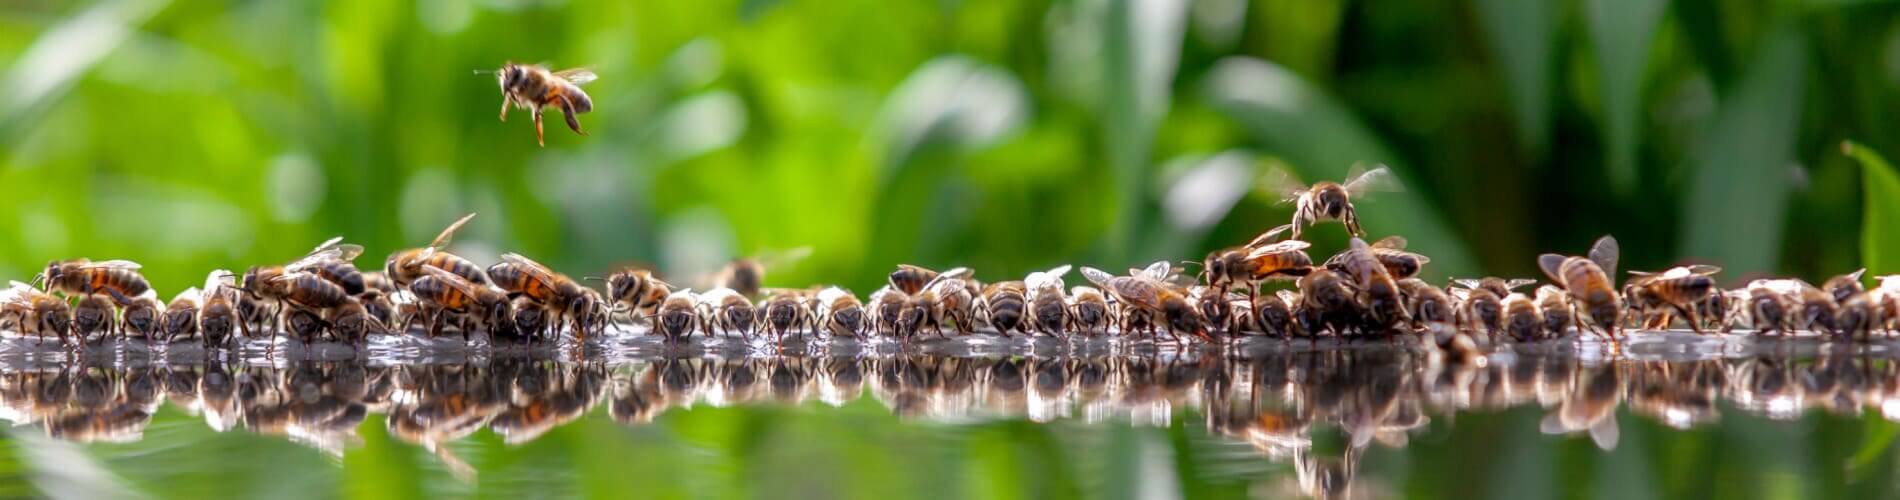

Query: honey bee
left=495, top=62, right=597, bottom=147
left=1326, top=235, right=1430, bottom=280
left=1294, top=269, right=1358, bottom=336
left=1025, top=265, right=1072, bottom=337
left=867, top=286, right=912, bottom=339
left=918, top=268, right=978, bottom=336
left=358, top=289, right=397, bottom=330
left=1836, top=291, right=1879, bottom=340
left=489, top=253, right=603, bottom=341
left=1203, top=225, right=1313, bottom=298
left=384, top=213, right=487, bottom=287
left=1398, top=278, right=1455, bottom=331
left=814, top=286, right=866, bottom=340
left=1067, top=286, right=1111, bottom=335
left=1452, top=278, right=1534, bottom=340
left=409, top=265, right=513, bottom=340
left=509, top=295, right=548, bottom=342
left=759, top=290, right=813, bottom=347
left=1789, top=282, right=1839, bottom=335
left=1263, top=164, right=1399, bottom=239
left=980, top=281, right=1029, bottom=336
left=1334, top=237, right=1409, bottom=331
left=700, top=287, right=757, bottom=340
left=1536, top=235, right=1622, bottom=340
left=327, top=298, right=384, bottom=346
left=266, top=272, right=353, bottom=344
left=652, top=290, right=700, bottom=343
left=1, top=281, right=71, bottom=344
left=603, top=268, right=671, bottom=330
left=1501, top=293, right=1543, bottom=342
left=888, top=264, right=946, bottom=296
left=73, top=295, right=116, bottom=342
left=1876, top=276, right=1900, bottom=334
left=120, top=290, right=164, bottom=340
left=1188, top=286, right=1236, bottom=337
left=1250, top=290, right=1295, bottom=337
left=162, top=288, right=202, bottom=342
left=706, top=247, right=811, bottom=299
left=290, top=237, right=368, bottom=295
left=1081, top=263, right=1204, bottom=342
left=1744, top=280, right=1793, bottom=335
left=40, top=259, right=151, bottom=306
left=1625, top=265, right=1721, bottom=333
left=1535, top=285, right=1573, bottom=338
left=199, top=270, right=241, bottom=348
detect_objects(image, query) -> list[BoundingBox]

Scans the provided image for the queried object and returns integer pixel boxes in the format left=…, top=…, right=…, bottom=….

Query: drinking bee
left=1334, top=237, right=1410, bottom=331
left=1744, top=280, right=1793, bottom=335
left=1537, top=235, right=1622, bottom=340
left=1, top=281, right=71, bottom=344
left=409, top=265, right=513, bottom=340
left=980, top=281, right=1029, bottom=336
left=1294, top=269, right=1358, bottom=336
left=1025, top=265, right=1072, bottom=337
left=867, top=286, right=912, bottom=339
left=814, top=286, right=866, bottom=340
left=120, top=290, right=164, bottom=340
left=1263, top=164, right=1398, bottom=239
left=1324, top=235, right=1430, bottom=280
left=1836, top=291, right=1879, bottom=340
left=1535, top=285, right=1573, bottom=338
left=199, top=270, right=241, bottom=348
left=652, top=289, right=700, bottom=343
left=40, top=258, right=151, bottom=306
left=1824, top=269, right=1867, bottom=303
left=489, top=253, right=603, bottom=341
left=494, top=62, right=597, bottom=146
left=73, top=295, right=116, bottom=342
left=1081, top=263, right=1204, bottom=342
left=162, top=287, right=202, bottom=342
left=290, top=237, right=368, bottom=295
left=918, top=268, right=978, bottom=336
left=603, top=268, right=671, bottom=330
left=888, top=264, right=946, bottom=295
left=1250, top=289, right=1295, bottom=337
left=1068, top=286, right=1111, bottom=335
left=509, top=295, right=549, bottom=343
left=384, top=213, right=487, bottom=287
left=1202, top=225, right=1312, bottom=298
left=700, top=287, right=757, bottom=339
left=1501, top=293, right=1543, bottom=342
left=327, top=298, right=385, bottom=346
left=759, top=290, right=814, bottom=348
left=1452, top=278, right=1534, bottom=340
left=1398, top=278, right=1455, bottom=331
left=266, top=272, right=352, bottom=345
left=1188, top=286, right=1235, bottom=337
left=1625, top=265, right=1721, bottom=333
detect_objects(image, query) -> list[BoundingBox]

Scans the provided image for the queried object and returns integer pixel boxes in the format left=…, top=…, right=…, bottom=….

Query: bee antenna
left=583, top=276, right=605, bottom=281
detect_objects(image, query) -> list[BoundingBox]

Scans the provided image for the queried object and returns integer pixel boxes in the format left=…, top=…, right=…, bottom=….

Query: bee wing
left=1587, top=235, right=1619, bottom=277
left=921, top=267, right=972, bottom=291
left=1026, top=265, right=1071, bottom=292
left=1504, top=279, right=1538, bottom=291
left=174, top=287, right=203, bottom=303
left=1342, top=164, right=1400, bottom=197
left=83, top=260, right=143, bottom=270
left=204, top=270, right=236, bottom=293
left=1245, top=240, right=1311, bottom=260
left=1451, top=279, right=1482, bottom=290
left=1138, top=261, right=1173, bottom=281
left=1536, top=254, right=1567, bottom=284
left=756, top=246, right=814, bottom=269
left=554, top=68, right=597, bottom=85
left=1245, top=224, right=1298, bottom=247
left=1080, top=267, right=1117, bottom=289
left=1448, top=287, right=1471, bottom=301
left=430, top=213, right=478, bottom=249
left=421, top=265, right=479, bottom=296
left=1370, top=235, right=1407, bottom=250
left=1275, top=290, right=1300, bottom=305
left=1258, top=167, right=1310, bottom=204
left=1843, top=268, right=1867, bottom=282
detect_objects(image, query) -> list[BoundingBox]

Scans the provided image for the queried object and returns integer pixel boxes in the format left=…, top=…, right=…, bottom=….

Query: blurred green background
left=4, top=0, right=1899, bottom=295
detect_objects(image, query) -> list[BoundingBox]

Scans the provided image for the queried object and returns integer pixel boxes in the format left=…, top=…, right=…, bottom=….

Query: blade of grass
left=1473, top=0, right=1559, bottom=154
left=1585, top=0, right=1666, bottom=193
left=1681, top=29, right=1806, bottom=275
left=1842, top=140, right=1900, bottom=276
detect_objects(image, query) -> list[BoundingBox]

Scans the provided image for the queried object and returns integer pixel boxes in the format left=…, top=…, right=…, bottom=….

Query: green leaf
left=1843, top=140, right=1900, bottom=276
left=1472, top=0, right=1559, bottom=154
left=1681, top=28, right=1807, bottom=276
left=1585, top=0, right=1666, bottom=192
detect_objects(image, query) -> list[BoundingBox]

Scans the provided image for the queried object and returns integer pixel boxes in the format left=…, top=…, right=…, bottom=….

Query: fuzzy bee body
left=496, top=63, right=596, bottom=147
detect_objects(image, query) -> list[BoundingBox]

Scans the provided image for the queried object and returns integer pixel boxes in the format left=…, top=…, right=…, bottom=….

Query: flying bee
left=120, top=290, right=164, bottom=340
left=1452, top=278, right=1534, bottom=341
left=162, top=288, right=202, bottom=342
left=489, top=252, right=603, bottom=341
left=1535, top=285, right=1573, bottom=338
left=867, top=286, right=912, bottom=339
left=1295, top=269, right=1358, bottom=336
left=759, top=290, right=814, bottom=348
left=1025, top=265, right=1072, bottom=337
left=1823, top=269, right=1867, bottom=303
left=1625, top=265, right=1721, bottom=333
left=652, top=289, right=700, bottom=343
left=1204, top=225, right=1313, bottom=298
left=1250, top=290, right=1295, bottom=337
left=1, top=281, right=71, bottom=344
left=73, top=295, right=116, bottom=343
left=1501, top=293, right=1543, bottom=342
left=1325, top=235, right=1431, bottom=280
left=980, top=281, right=1029, bottom=337
left=1334, top=237, right=1410, bottom=332
left=1537, top=235, right=1622, bottom=340
left=410, top=265, right=513, bottom=340
left=384, top=213, right=486, bottom=287
left=199, top=270, right=241, bottom=348
left=40, top=258, right=150, bottom=306
left=700, top=287, right=757, bottom=340
left=1744, top=280, right=1793, bottom=335
left=814, top=287, right=866, bottom=340
left=1398, top=278, right=1455, bottom=331
left=603, top=268, right=671, bottom=329
left=1068, top=286, right=1111, bottom=335
left=1262, top=164, right=1399, bottom=239
left=494, top=62, right=597, bottom=147
left=1081, top=262, right=1204, bottom=342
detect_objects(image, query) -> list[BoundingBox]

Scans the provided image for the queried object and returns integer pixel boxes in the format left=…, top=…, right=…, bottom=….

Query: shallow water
left=1, top=330, right=1897, bottom=499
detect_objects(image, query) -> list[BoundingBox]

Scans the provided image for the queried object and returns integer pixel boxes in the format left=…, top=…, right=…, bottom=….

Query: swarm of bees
left=2, top=184, right=1896, bottom=352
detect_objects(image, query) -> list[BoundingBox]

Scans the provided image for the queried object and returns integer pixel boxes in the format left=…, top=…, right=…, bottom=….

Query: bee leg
left=533, top=109, right=546, bottom=147
left=559, top=95, right=587, bottom=135
left=1677, top=304, right=1703, bottom=334
left=500, top=96, right=512, bottom=122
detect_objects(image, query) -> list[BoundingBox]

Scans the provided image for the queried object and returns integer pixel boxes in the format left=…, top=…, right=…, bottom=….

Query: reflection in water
left=3, top=348, right=1899, bottom=497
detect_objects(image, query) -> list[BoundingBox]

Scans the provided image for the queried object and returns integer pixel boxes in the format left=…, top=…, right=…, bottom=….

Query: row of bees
left=3, top=204, right=1898, bottom=350
left=4, top=352, right=1895, bottom=495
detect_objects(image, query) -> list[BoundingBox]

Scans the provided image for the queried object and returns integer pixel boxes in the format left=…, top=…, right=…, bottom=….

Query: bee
left=1068, top=286, right=1111, bottom=335
left=1334, top=237, right=1409, bottom=331
left=700, top=287, right=757, bottom=340
left=1025, top=265, right=1072, bottom=337
left=1250, top=290, right=1295, bottom=337
left=162, top=287, right=202, bottom=342
left=1452, top=278, right=1534, bottom=340
left=327, top=298, right=385, bottom=346
left=358, top=289, right=397, bottom=330
left=1326, top=235, right=1431, bottom=280
left=1294, top=269, right=1358, bottom=336
left=1202, top=225, right=1313, bottom=298
left=494, top=62, right=597, bottom=147
left=888, top=264, right=945, bottom=296
left=237, top=292, right=271, bottom=338
left=1695, top=287, right=1733, bottom=332
left=1398, top=278, right=1455, bottom=331
left=1790, top=283, right=1839, bottom=335
left=1836, top=291, right=1879, bottom=340
left=199, top=270, right=241, bottom=348
left=980, top=281, right=1029, bottom=336
left=603, top=268, right=671, bottom=330
left=651, top=289, right=700, bottom=343
left=362, top=271, right=397, bottom=295
left=266, top=272, right=353, bottom=344
left=409, top=265, right=513, bottom=340
left=759, top=290, right=813, bottom=347
left=867, top=286, right=913, bottom=339
left=1535, top=285, right=1573, bottom=338
left=1188, top=286, right=1235, bottom=338
left=1537, top=235, right=1622, bottom=340
left=1744, top=280, right=1793, bottom=335
left=1877, top=276, right=1900, bottom=334
left=706, top=247, right=811, bottom=299
left=40, top=259, right=150, bottom=306
left=509, top=295, right=549, bottom=342
left=1625, top=265, right=1721, bottom=333
left=291, top=237, right=368, bottom=295
left=489, top=253, right=603, bottom=341
left=120, top=290, right=164, bottom=340
left=919, top=268, right=978, bottom=336
left=73, top=295, right=116, bottom=342
left=1, top=281, right=71, bottom=344
left=384, top=213, right=486, bottom=287
left=1263, top=164, right=1398, bottom=239
left=1502, top=293, right=1543, bottom=342
left=1081, top=263, right=1204, bottom=342
left=1824, top=269, right=1867, bottom=303
left=814, top=287, right=866, bottom=340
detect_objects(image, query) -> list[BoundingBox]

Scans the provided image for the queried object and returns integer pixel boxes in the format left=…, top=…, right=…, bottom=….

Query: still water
left=0, top=332, right=1896, bottom=499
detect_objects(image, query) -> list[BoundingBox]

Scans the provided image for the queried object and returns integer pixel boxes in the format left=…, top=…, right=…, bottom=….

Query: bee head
left=1314, top=184, right=1351, bottom=218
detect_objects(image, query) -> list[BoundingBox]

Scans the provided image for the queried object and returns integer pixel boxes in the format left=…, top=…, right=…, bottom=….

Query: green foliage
left=1844, top=140, right=1900, bottom=276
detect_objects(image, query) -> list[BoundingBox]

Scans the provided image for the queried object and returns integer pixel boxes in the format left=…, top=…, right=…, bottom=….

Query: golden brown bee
left=1, top=281, right=72, bottom=344
left=1067, top=286, right=1111, bottom=335
left=1249, top=290, right=1295, bottom=337
left=1745, top=280, right=1793, bottom=335
left=73, top=295, right=115, bottom=342
left=1793, top=286, right=1840, bottom=335
left=1081, top=263, right=1204, bottom=342
left=1203, top=225, right=1313, bottom=297
left=1334, top=237, right=1409, bottom=331
left=489, top=253, right=602, bottom=341
left=199, top=270, right=241, bottom=348
left=603, top=268, right=671, bottom=329
left=1326, top=235, right=1431, bottom=280
left=40, top=259, right=150, bottom=305
left=1188, top=286, right=1238, bottom=337
left=1625, top=265, right=1721, bottom=332
left=1535, top=285, right=1573, bottom=338
left=358, top=289, right=397, bottom=329
left=980, top=281, right=1029, bottom=336
left=814, top=287, right=866, bottom=340
left=699, top=287, right=757, bottom=339
left=706, top=248, right=810, bottom=299
left=120, top=291, right=164, bottom=340
left=495, top=62, right=596, bottom=147
left=1824, top=269, right=1867, bottom=303
left=510, top=295, right=549, bottom=341
left=1025, top=265, right=1072, bottom=337
left=384, top=213, right=486, bottom=287
left=1263, top=164, right=1398, bottom=239
left=917, top=268, right=978, bottom=336
left=409, top=265, right=513, bottom=340
left=266, top=272, right=353, bottom=344
left=1294, top=270, right=1358, bottom=336
left=652, top=290, right=700, bottom=343
left=162, top=287, right=202, bottom=342
left=759, top=290, right=813, bottom=347
left=327, top=298, right=384, bottom=346
left=1836, top=291, right=1879, bottom=340
left=1398, top=278, right=1455, bottom=330
left=285, top=237, right=369, bottom=295
left=1502, top=293, right=1543, bottom=342
left=888, top=264, right=945, bottom=296
left=867, top=286, right=912, bottom=339
left=1452, top=278, right=1533, bottom=340
left=1537, top=235, right=1622, bottom=340
left=362, top=271, right=397, bottom=295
